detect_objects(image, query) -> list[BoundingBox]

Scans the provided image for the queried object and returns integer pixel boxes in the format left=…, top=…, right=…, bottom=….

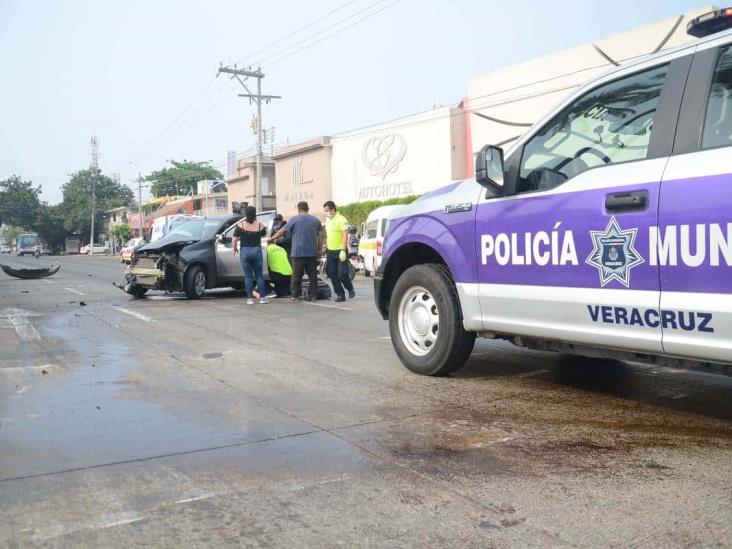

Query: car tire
left=184, top=265, right=207, bottom=299
left=388, top=263, right=475, bottom=376
left=129, top=286, right=148, bottom=298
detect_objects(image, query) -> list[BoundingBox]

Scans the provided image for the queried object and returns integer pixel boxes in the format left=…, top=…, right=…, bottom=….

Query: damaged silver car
left=118, top=213, right=274, bottom=299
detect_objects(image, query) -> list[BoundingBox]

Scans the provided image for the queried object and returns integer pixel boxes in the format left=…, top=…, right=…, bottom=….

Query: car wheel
left=388, top=264, right=475, bottom=376
left=129, top=286, right=148, bottom=298
left=184, top=265, right=207, bottom=299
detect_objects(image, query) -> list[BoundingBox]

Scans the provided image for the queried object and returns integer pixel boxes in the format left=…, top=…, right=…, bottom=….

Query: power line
left=118, top=1, right=382, bottom=174
left=255, top=0, right=394, bottom=66
left=233, top=0, right=361, bottom=65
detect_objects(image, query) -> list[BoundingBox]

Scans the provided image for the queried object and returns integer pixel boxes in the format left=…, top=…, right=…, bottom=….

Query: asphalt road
left=1, top=254, right=731, bottom=547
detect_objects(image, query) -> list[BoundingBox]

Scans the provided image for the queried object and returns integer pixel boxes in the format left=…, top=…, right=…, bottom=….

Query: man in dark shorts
left=268, top=201, right=322, bottom=301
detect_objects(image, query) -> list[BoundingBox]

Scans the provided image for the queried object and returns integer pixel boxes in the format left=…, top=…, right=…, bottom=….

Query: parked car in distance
left=80, top=244, right=109, bottom=255
left=120, top=237, right=146, bottom=264
left=0, top=245, right=11, bottom=254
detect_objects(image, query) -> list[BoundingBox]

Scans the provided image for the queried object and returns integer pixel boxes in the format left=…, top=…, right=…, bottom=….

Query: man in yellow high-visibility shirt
left=323, top=200, right=355, bottom=302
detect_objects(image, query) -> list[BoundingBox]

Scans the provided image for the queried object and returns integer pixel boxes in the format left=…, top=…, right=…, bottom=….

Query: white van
left=359, top=205, right=403, bottom=276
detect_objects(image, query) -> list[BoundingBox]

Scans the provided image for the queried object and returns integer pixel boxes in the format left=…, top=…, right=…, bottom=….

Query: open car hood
left=136, top=236, right=199, bottom=253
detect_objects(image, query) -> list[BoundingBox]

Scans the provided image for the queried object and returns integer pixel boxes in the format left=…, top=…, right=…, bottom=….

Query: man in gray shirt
left=269, top=201, right=322, bottom=301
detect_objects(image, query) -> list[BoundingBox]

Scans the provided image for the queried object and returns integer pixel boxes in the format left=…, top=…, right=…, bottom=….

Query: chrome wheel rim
left=194, top=271, right=206, bottom=295
left=398, top=286, right=439, bottom=356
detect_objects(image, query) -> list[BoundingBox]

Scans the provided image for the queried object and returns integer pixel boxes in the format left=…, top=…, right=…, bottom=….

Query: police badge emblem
left=586, top=217, right=644, bottom=287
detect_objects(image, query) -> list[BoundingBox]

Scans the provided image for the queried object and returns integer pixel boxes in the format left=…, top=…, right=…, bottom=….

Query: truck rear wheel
left=388, top=264, right=475, bottom=376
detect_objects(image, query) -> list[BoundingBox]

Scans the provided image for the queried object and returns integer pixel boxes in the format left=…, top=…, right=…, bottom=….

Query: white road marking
left=63, top=287, right=85, bottom=296
left=376, top=336, right=391, bottom=340
left=31, top=512, right=145, bottom=541
left=175, top=494, right=214, bottom=504
left=117, top=308, right=152, bottom=322
left=302, top=301, right=352, bottom=311
left=1, top=364, right=57, bottom=373
left=0, top=308, right=42, bottom=341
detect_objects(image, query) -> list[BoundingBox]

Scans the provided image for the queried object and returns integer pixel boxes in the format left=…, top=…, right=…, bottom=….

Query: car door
left=476, top=53, right=692, bottom=353
left=215, top=223, right=242, bottom=282
left=658, top=39, right=732, bottom=363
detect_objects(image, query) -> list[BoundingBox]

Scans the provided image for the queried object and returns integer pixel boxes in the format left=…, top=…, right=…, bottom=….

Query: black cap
left=273, top=213, right=283, bottom=221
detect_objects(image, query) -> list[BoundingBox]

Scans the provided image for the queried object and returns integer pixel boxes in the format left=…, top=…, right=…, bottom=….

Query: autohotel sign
left=358, top=133, right=413, bottom=199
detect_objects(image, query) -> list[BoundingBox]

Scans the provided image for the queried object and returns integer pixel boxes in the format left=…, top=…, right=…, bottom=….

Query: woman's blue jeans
left=239, top=246, right=266, bottom=299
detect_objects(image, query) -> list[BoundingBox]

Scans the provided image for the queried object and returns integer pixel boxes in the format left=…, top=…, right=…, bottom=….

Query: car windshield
left=165, top=218, right=222, bottom=241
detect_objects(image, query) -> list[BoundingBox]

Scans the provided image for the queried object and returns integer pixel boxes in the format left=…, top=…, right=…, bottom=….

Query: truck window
left=518, top=64, right=669, bottom=194
left=366, top=220, right=378, bottom=239
left=702, top=46, right=732, bottom=150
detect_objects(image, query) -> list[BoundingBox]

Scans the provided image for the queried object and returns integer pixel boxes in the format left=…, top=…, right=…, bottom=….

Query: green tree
left=0, top=175, right=41, bottom=228
left=110, top=223, right=132, bottom=243
left=339, top=195, right=420, bottom=230
left=34, top=204, right=68, bottom=251
left=1, top=225, right=23, bottom=246
left=60, top=169, right=134, bottom=240
left=145, top=160, right=223, bottom=198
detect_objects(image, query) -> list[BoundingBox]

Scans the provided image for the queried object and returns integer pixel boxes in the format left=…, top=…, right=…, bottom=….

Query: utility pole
left=217, top=65, right=281, bottom=212
left=90, top=135, right=99, bottom=256
left=137, top=173, right=144, bottom=240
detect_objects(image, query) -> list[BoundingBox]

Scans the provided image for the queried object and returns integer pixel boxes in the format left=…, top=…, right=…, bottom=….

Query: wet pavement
left=0, top=254, right=731, bottom=547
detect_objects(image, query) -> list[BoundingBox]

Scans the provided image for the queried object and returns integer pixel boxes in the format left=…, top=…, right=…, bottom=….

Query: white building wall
left=466, top=6, right=714, bottom=165
left=331, top=107, right=455, bottom=205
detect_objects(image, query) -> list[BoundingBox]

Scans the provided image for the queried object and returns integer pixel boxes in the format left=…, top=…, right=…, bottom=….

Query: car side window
left=702, top=46, right=732, bottom=150
left=517, top=64, right=669, bottom=194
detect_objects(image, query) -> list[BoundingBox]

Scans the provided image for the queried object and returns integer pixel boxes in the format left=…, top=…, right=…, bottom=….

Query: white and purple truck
left=375, top=17, right=732, bottom=375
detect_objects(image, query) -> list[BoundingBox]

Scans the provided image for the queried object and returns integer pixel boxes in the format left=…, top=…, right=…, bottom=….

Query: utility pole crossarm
left=217, top=66, right=264, bottom=78
left=237, top=94, right=283, bottom=101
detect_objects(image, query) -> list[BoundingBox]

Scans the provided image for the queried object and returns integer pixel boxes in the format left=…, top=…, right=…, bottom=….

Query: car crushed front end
left=118, top=242, right=191, bottom=296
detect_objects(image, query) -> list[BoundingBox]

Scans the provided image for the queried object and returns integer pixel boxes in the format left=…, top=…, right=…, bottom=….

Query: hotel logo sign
left=362, top=133, right=407, bottom=180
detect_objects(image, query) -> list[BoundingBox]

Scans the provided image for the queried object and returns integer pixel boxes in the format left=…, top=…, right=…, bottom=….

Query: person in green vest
left=266, top=242, right=293, bottom=297
left=322, top=200, right=355, bottom=302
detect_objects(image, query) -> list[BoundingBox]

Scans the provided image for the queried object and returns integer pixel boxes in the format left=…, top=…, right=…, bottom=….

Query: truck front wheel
left=389, top=264, right=475, bottom=376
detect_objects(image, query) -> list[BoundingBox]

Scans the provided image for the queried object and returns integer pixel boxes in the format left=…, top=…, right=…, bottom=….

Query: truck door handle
left=605, top=190, right=648, bottom=212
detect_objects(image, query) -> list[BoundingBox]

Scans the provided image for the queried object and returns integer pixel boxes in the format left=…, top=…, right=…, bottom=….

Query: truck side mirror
left=475, top=145, right=505, bottom=191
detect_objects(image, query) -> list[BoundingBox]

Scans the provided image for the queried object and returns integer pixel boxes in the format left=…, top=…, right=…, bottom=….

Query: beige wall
left=274, top=137, right=332, bottom=217
left=225, top=155, right=276, bottom=210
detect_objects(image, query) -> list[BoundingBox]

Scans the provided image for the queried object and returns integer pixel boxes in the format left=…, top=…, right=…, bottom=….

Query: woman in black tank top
left=232, top=206, right=268, bottom=305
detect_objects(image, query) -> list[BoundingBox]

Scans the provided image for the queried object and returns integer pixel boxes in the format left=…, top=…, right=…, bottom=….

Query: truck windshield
left=17, top=234, right=39, bottom=249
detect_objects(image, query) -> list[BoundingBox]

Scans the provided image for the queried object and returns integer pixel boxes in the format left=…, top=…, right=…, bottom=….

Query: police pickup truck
left=375, top=15, right=732, bottom=376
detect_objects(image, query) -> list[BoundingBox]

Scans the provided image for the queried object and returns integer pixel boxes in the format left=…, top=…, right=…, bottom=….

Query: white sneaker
left=259, top=298, right=269, bottom=304
left=247, top=299, right=254, bottom=305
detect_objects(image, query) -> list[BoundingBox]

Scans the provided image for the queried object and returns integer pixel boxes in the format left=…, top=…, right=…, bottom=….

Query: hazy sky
left=0, top=0, right=706, bottom=204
